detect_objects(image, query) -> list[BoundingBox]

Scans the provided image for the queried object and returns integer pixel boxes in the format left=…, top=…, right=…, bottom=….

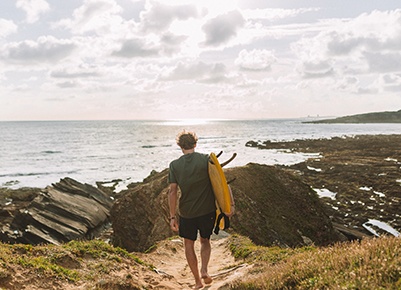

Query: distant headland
left=304, top=109, right=401, bottom=123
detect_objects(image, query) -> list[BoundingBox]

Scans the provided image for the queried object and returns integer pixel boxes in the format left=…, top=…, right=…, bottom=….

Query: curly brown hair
left=176, top=130, right=198, bottom=150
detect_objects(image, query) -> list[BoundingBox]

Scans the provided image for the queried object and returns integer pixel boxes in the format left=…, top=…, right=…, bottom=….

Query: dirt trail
left=138, top=231, right=251, bottom=289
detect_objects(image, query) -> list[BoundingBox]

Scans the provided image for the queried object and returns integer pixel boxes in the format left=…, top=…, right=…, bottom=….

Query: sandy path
left=139, top=231, right=250, bottom=289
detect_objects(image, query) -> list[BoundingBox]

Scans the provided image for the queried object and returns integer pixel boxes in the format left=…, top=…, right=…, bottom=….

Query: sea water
left=1, top=119, right=401, bottom=190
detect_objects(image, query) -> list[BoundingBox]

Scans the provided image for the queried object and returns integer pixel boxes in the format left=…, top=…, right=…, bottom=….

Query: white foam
left=362, top=219, right=400, bottom=237
left=314, top=188, right=336, bottom=200
left=374, top=191, right=385, bottom=198
left=307, top=166, right=322, bottom=172
left=385, top=157, right=398, bottom=162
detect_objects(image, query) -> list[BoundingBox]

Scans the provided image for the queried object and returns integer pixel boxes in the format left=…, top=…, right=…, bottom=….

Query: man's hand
left=170, top=218, right=179, bottom=232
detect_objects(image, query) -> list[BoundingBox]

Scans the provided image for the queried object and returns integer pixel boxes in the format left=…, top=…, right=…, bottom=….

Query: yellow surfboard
left=208, top=152, right=235, bottom=231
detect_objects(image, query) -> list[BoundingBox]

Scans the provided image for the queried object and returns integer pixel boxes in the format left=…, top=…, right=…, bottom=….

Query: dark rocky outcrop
left=225, top=163, right=345, bottom=247
left=0, top=178, right=113, bottom=245
left=111, top=169, right=171, bottom=252
left=245, top=135, right=401, bottom=238
left=111, top=164, right=345, bottom=252
left=304, top=109, right=401, bottom=123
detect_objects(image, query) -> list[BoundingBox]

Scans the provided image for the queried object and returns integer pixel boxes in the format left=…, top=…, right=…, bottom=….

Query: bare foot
left=202, top=275, right=213, bottom=285
left=194, top=282, right=204, bottom=289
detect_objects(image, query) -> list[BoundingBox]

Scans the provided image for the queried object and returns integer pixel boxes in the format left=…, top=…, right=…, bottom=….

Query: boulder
left=225, top=163, right=345, bottom=247
left=111, top=164, right=345, bottom=252
left=1, top=178, right=113, bottom=245
left=111, top=169, right=172, bottom=252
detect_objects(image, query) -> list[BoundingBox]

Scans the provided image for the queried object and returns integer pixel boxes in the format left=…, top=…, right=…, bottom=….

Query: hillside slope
left=305, top=109, right=401, bottom=123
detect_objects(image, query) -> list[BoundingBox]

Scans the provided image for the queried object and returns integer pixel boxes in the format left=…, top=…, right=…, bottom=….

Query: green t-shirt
left=169, top=152, right=216, bottom=218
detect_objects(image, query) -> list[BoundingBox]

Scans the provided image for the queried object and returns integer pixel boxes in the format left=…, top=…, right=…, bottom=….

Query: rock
left=111, top=169, right=171, bottom=252
left=225, top=163, right=345, bottom=247
left=111, top=164, right=344, bottom=252
left=249, top=135, right=401, bottom=237
left=1, top=177, right=113, bottom=245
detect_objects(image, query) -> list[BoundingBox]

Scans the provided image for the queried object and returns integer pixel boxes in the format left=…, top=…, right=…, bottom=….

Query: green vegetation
left=0, top=239, right=151, bottom=286
left=1, top=235, right=400, bottom=289
left=228, top=234, right=401, bottom=289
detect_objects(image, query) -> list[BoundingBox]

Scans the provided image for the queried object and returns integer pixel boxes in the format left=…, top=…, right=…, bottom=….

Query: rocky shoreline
left=1, top=134, right=400, bottom=249
left=246, top=134, right=401, bottom=237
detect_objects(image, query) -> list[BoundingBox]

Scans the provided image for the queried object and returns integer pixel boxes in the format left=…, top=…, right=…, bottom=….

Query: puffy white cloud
left=139, top=1, right=198, bottom=32
left=1, top=36, right=76, bottom=64
left=202, top=10, right=245, bottom=46
left=16, top=0, right=50, bottom=23
left=112, top=38, right=159, bottom=58
left=378, top=73, right=401, bottom=92
left=0, top=19, right=18, bottom=38
left=54, top=0, right=124, bottom=35
left=235, top=49, right=277, bottom=71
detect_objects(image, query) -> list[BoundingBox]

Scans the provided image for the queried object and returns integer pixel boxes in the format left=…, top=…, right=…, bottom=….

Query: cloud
left=139, top=1, right=198, bottom=32
left=16, top=0, right=50, bottom=23
left=378, top=73, right=401, bottom=92
left=1, top=36, right=76, bottom=64
left=112, top=38, right=159, bottom=58
left=159, top=61, right=228, bottom=83
left=297, top=60, right=335, bottom=78
left=160, top=32, right=188, bottom=55
left=50, top=67, right=100, bottom=79
left=235, top=49, right=277, bottom=71
left=242, top=7, right=319, bottom=21
left=291, top=9, right=401, bottom=82
left=202, top=10, right=245, bottom=47
left=336, top=76, right=359, bottom=91
left=54, top=0, right=124, bottom=35
left=364, top=51, right=401, bottom=73
left=0, top=19, right=18, bottom=38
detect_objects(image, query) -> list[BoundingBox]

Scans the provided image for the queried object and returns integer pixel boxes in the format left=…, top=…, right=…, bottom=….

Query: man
left=168, top=130, right=216, bottom=289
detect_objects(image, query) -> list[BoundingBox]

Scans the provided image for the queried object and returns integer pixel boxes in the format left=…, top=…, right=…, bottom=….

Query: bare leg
left=184, top=238, right=203, bottom=289
left=200, top=237, right=213, bottom=284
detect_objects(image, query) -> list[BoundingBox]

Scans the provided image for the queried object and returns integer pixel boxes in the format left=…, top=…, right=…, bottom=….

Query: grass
left=1, top=234, right=400, bottom=289
left=228, top=234, right=401, bottom=289
left=0, top=239, right=152, bottom=287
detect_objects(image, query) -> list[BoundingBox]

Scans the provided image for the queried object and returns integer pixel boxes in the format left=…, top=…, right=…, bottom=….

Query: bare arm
left=168, top=183, right=179, bottom=232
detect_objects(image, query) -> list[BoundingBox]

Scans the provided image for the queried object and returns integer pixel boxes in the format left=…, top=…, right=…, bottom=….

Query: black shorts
left=179, top=211, right=216, bottom=241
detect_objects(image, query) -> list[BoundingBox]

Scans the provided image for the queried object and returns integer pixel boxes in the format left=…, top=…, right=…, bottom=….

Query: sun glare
left=161, top=119, right=212, bottom=126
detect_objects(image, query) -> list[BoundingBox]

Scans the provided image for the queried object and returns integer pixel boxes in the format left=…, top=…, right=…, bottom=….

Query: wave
left=141, top=144, right=171, bottom=149
left=0, top=170, right=79, bottom=178
left=41, top=150, right=63, bottom=154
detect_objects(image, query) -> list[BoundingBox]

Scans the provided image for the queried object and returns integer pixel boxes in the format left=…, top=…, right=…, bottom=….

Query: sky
left=1, top=0, right=401, bottom=121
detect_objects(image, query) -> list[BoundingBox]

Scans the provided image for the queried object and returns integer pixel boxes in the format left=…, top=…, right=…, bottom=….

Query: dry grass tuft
left=229, top=234, right=401, bottom=289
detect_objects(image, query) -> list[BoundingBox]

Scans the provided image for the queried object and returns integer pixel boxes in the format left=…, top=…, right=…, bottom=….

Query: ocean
left=1, top=119, right=401, bottom=190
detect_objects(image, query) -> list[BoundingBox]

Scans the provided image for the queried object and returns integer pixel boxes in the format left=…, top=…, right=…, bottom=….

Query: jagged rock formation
left=111, top=164, right=345, bottom=252
left=0, top=178, right=113, bottom=245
